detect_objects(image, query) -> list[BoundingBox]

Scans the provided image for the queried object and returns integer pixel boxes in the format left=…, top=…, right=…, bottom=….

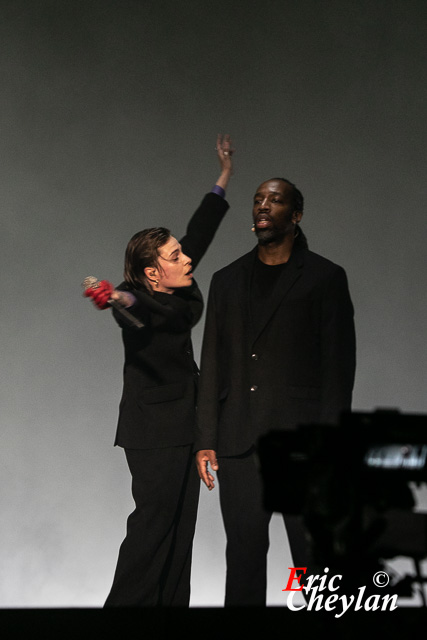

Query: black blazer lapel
left=225, top=247, right=256, bottom=337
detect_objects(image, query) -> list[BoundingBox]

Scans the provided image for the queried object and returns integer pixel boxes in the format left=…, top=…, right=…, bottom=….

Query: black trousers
left=218, top=449, right=311, bottom=606
left=104, top=444, right=200, bottom=607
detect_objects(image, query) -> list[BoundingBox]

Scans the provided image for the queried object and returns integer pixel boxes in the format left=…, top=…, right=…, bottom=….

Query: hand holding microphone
left=83, top=277, right=114, bottom=309
left=82, top=276, right=144, bottom=329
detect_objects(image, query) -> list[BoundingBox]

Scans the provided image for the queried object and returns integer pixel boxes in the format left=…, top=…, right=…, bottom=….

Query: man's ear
left=293, top=210, right=303, bottom=224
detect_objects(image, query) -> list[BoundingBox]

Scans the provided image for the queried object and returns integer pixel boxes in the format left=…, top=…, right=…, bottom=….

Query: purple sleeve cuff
left=211, top=185, right=226, bottom=198
left=125, top=292, right=137, bottom=308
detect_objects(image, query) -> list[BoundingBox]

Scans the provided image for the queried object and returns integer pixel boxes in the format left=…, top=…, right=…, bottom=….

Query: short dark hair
left=269, top=178, right=308, bottom=248
left=270, top=177, right=304, bottom=213
left=124, top=227, right=171, bottom=290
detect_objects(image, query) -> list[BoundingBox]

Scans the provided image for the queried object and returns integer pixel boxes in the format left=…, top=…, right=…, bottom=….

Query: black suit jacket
left=195, top=245, right=356, bottom=456
left=113, top=192, right=229, bottom=449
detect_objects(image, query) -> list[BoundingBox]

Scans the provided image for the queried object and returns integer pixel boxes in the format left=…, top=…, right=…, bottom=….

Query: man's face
left=252, top=180, right=298, bottom=245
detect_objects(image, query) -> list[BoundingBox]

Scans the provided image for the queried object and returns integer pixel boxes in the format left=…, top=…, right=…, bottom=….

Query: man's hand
left=196, top=449, right=219, bottom=491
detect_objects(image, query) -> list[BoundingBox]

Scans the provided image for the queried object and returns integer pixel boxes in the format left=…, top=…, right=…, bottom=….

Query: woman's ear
left=144, top=266, right=160, bottom=288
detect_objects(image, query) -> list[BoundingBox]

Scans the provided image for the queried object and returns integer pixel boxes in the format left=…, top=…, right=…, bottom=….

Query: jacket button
left=251, top=353, right=258, bottom=360
left=250, top=385, right=258, bottom=392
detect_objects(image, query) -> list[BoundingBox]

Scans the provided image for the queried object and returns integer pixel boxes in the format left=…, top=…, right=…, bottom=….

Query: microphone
left=82, top=276, right=144, bottom=329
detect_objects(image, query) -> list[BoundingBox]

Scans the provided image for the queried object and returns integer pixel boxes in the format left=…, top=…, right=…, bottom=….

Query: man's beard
left=255, top=227, right=285, bottom=246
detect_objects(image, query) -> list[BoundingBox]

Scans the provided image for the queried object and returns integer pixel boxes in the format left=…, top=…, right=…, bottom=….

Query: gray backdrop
left=1, top=0, right=426, bottom=606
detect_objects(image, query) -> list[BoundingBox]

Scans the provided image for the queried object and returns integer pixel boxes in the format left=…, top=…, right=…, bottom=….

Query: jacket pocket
left=288, top=386, right=321, bottom=400
left=140, top=382, right=185, bottom=405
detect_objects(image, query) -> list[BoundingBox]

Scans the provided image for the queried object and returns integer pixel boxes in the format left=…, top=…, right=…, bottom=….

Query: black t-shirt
left=250, top=256, right=288, bottom=333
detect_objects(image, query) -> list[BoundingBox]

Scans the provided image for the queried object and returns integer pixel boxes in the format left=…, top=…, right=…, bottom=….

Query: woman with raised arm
left=85, top=135, right=234, bottom=606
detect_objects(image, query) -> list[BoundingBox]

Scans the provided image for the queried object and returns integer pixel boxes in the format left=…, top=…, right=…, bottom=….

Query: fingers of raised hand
left=216, top=133, right=234, bottom=157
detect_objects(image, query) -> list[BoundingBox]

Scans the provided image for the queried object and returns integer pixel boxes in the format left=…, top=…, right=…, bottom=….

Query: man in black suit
left=195, top=177, right=356, bottom=605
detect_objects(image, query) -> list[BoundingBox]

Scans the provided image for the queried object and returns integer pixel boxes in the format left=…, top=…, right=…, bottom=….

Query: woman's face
left=147, top=236, right=193, bottom=293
